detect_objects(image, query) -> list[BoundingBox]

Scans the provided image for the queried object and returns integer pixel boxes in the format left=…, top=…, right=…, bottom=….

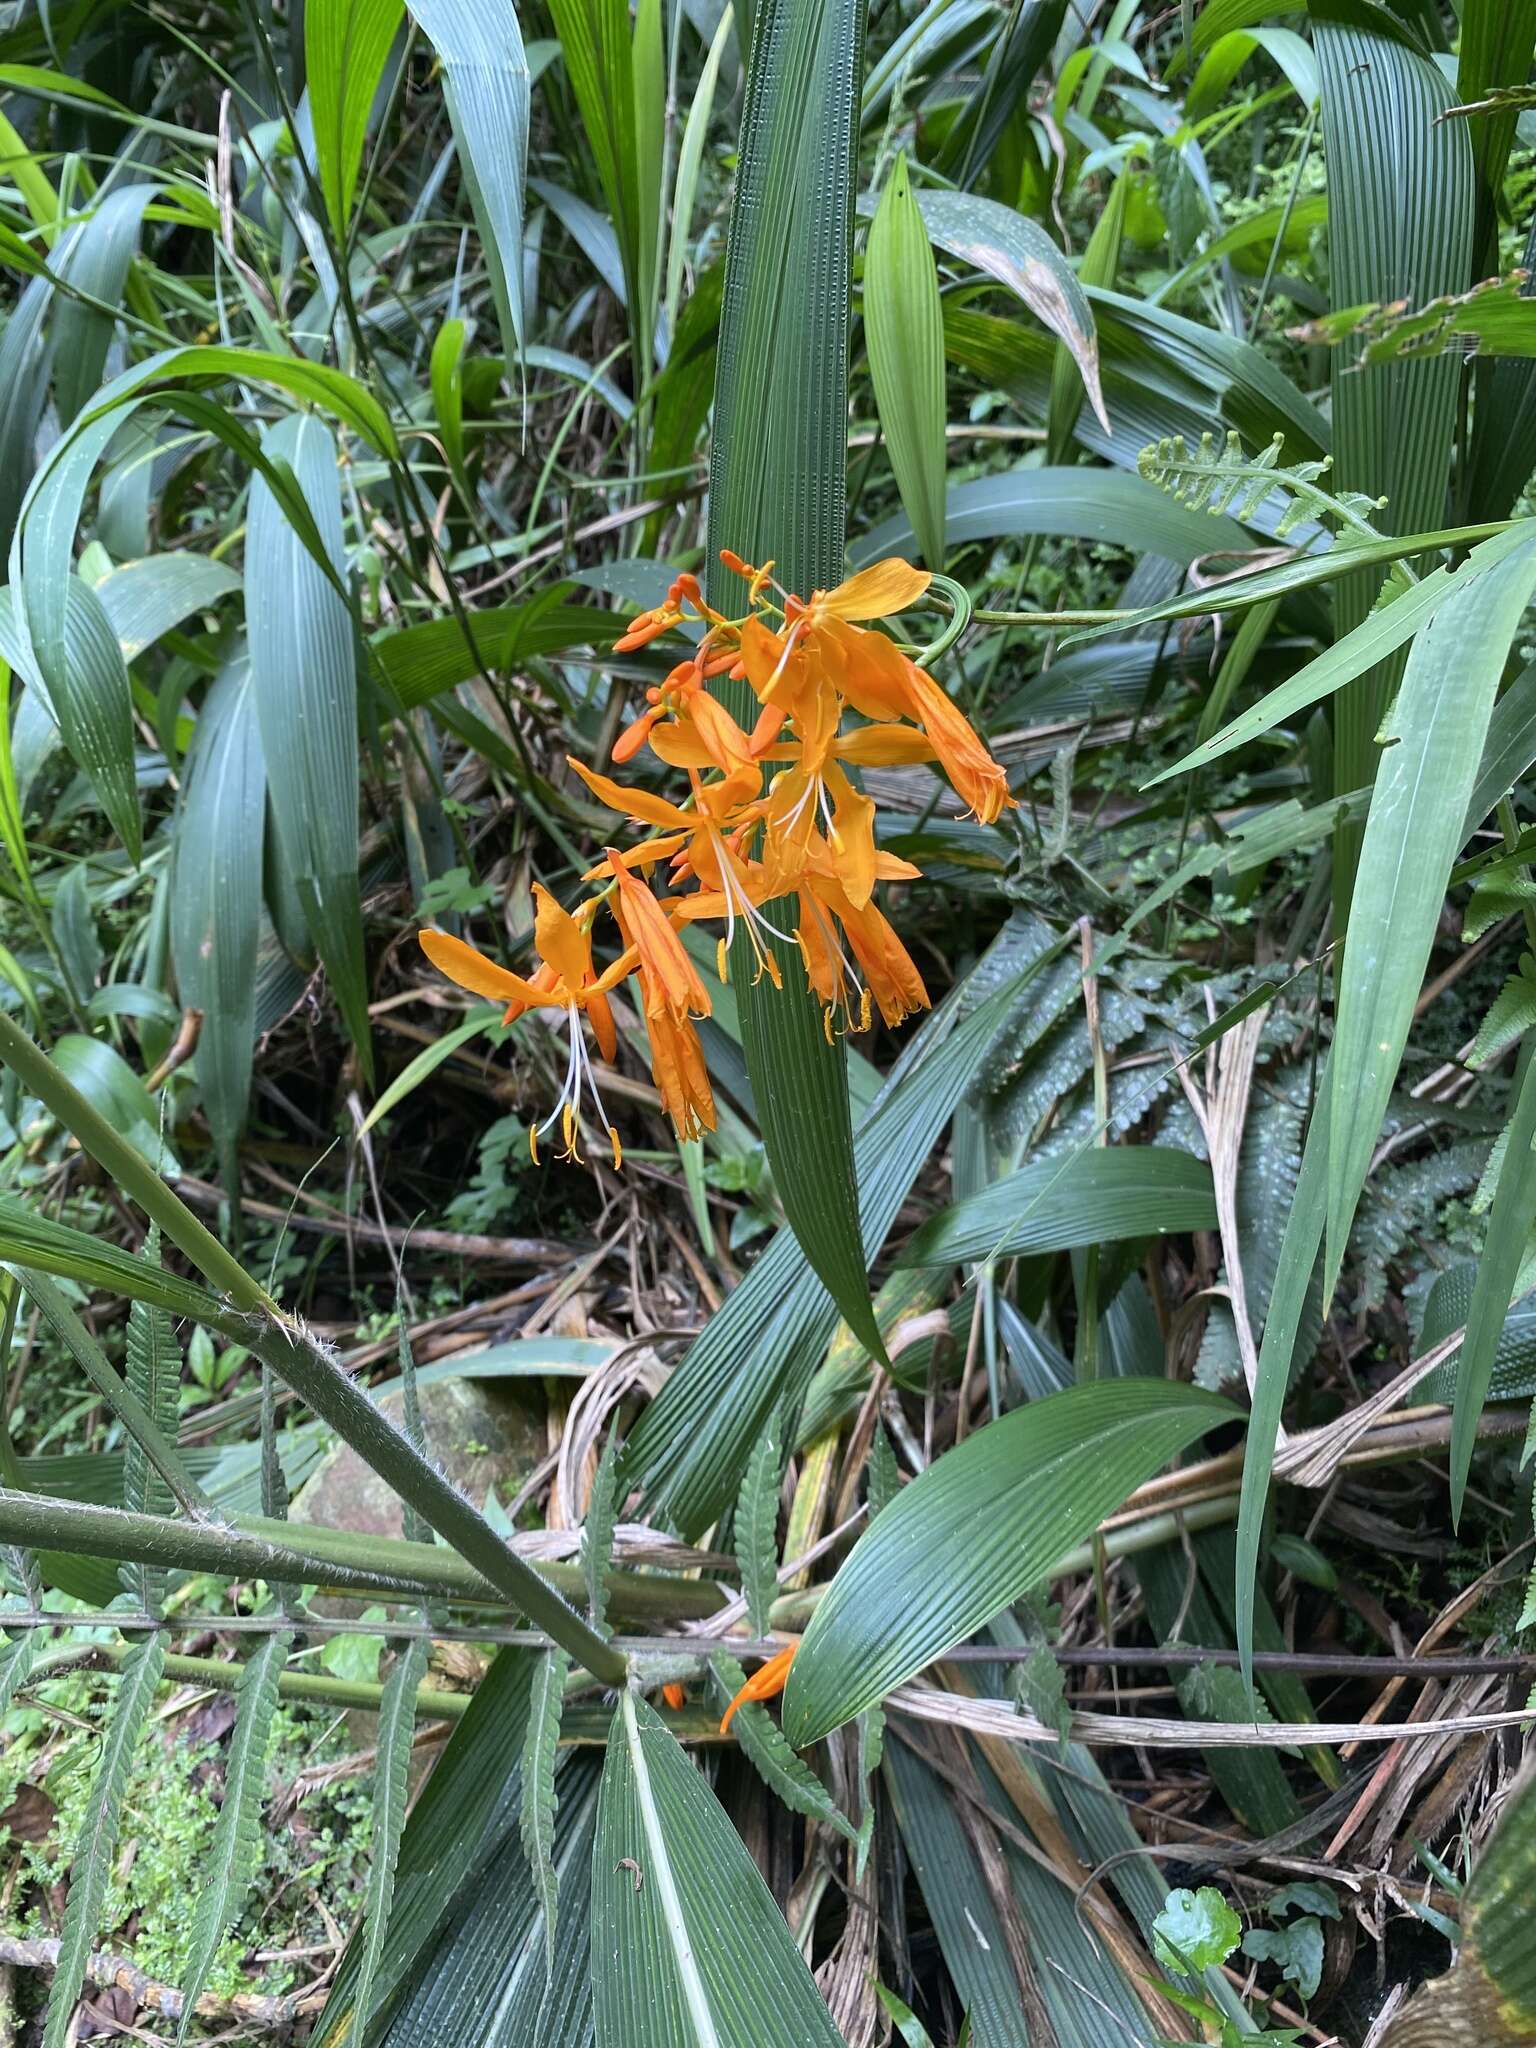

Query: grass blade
left=247, top=413, right=371, bottom=1081
left=43, top=1634, right=168, bottom=2048
left=591, top=1691, right=845, bottom=2046
left=864, top=153, right=947, bottom=567
left=783, top=1380, right=1237, bottom=1744
left=1325, top=529, right=1536, bottom=1290
left=175, top=1630, right=291, bottom=2043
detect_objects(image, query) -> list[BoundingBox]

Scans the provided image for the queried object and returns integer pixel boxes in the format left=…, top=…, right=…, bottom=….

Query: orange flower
left=418, top=885, right=633, bottom=1166
left=662, top=1680, right=687, bottom=1711
left=643, top=1002, right=716, bottom=1141
left=606, top=856, right=718, bottom=1142
left=796, top=853, right=930, bottom=1033
left=719, top=1639, right=800, bottom=1733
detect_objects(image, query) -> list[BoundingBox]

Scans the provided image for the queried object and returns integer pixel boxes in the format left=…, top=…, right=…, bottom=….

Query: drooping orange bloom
left=794, top=850, right=931, bottom=1035
left=419, top=884, right=634, bottom=1166
left=662, top=1680, right=687, bottom=1711
left=607, top=855, right=717, bottom=1141
left=719, top=1639, right=800, bottom=1734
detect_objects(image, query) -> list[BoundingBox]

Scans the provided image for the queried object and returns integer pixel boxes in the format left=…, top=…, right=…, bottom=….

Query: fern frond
left=582, top=1422, right=621, bottom=1638
left=519, top=1645, right=570, bottom=1976
left=709, top=1652, right=858, bottom=1844
left=1138, top=429, right=1387, bottom=544
left=176, top=1629, right=291, bottom=2042
left=0, top=1630, right=38, bottom=1716
left=736, top=1422, right=782, bottom=1637
left=350, top=1633, right=431, bottom=2035
left=44, top=1633, right=167, bottom=2048
left=122, top=1230, right=181, bottom=1612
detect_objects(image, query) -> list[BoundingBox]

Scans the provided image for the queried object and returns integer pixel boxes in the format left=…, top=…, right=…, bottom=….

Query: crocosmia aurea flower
left=418, top=553, right=1013, bottom=1165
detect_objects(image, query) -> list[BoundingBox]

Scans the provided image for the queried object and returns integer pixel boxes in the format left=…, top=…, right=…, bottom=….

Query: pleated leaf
left=1325, top=528, right=1536, bottom=1292
left=899, top=1144, right=1217, bottom=1268
left=520, top=1646, right=571, bottom=1978
left=247, top=414, right=371, bottom=1080
left=1449, top=1055, right=1536, bottom=1523
left=171, top=649, right=266, bottom=1183
left=176, top=1630, right=291, bottom=2043
left=52, top=184, right=158, bottom=428
left=350, top=1634, right=432, bottom=2034
left=406, top=0, right=531, bottom=361
left=1312, top=0, right=1474, bottom=899
left=591, top=1692, right=846, bottom=2047
left=702, top=0, right=886, bottom=1362
left=545, top=0, right=645, bottom=340
left=864, top=153, right=947, bottom=568
left=25, top=577, right=139, bottom=863
left=44, top=1634, right=168, bottom=2048
left=782, top=1380, right=1238, bottom=1744
left=307, top=0, right=405, bottom=239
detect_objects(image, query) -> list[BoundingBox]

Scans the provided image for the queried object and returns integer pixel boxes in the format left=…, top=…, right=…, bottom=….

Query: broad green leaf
left=864, top=154, right=947, bottom=567
left=175, top=1631, right=291, bottom=2043
left=372, top=589, right=603, bottom=708
left=18, top=578, right=139, bottom=863
left=702, top=0, right=884, bottom=1363
left=914, top=189, right=1108, bottom=433
left=1313, top=1, right=1474, bottom=908
left=1325, top=529, right=1536, bottom=1291
left=1450, top=1054, right=1536, bottom=1521
left=625, top=940, right=1060, bottom=1536
left=170, top=650, right=267, bottom=1182
left=73, top=342, right=400, bottom=454
left=1457, top=0, right=1536, bottom=223
left=52, top=184, right=158, bottom=428
left=520, top=1646, right=571, bottom=1977
left=782, top=1379, right=1237, bottom=1743
left=407, top=0, right=532, bottom=361
left=247, top=414, right=371, bottom=1081
left=590, top=1692, right=846, bottom=2047
left=43, top=1635, right=168, bottom=2048
left=351, top=1634, right=432, bottom=2031
left=95, top=553, right=242, bottom=661
left=1154, top=1887, right=1243, bottom=1974
left=546, top=0, right=645, bottom=359
left=307, top=0, right=405, bottom=239
left=854, top=465, right=1250, bottom=568
left=51, top=1032, right=172, bottom=1171
left=898, top=1145, right=1217, bottom=1267
left=430, top=316, right=470, bottom=493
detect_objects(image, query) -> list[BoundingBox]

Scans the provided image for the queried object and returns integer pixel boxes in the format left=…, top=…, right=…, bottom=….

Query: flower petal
left=819, top=558, right=931, bottom=621
left=419, top=928, right=549, bottom=1007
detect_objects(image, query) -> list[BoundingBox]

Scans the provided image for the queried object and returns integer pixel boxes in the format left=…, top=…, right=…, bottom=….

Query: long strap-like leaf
left=703, top=0, right=886, bottom=1364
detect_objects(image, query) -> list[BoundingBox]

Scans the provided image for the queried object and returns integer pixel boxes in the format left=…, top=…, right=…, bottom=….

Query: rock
left=290, top=1374, right=545, bottom=1541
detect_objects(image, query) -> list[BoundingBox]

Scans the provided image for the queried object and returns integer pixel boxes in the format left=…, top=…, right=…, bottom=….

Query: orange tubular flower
left=796, top=852, right=931, bottom=1035
left=607, top=855, right=718, bottom=1142
left=719, top=1639, right=800, bottom=1734
left=662, top=1681, right=687, bottom=1711
left=419, top=885, right=634, bottom=1167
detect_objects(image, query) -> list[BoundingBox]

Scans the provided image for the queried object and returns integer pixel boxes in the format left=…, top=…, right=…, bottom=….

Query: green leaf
left=21, top=577, right=140, bottom=863
left=519, top=1646, right=571, bottom=1978
left=1153, top=1886, right=1243, bottom=1974
left=707, top=1652, right=858, bottom=1845
left=372, top=590, right=603, bottom=708
left=782, top=1380, right=1238, bottom=1743
left=899, top=1145, right=1217, bottom=1267
left=95, top=553, right=242, bottom=661
left=734, top=1422, right=781, bottom=1637
left=1313, top=2, right=1475, bottom=904
left=407, top=0, right=532, bottom=361
left=872, top=1983, right=937, bottom=2048
left=1450, top=1053, right=1536, bottom=1521
left=121, top=1244, right=180, bottom=1610
left=625, top=942, right=1057, bottom=1536
left=43, top=1634, right=168, bottom=2048
left=351, top=1634, right=432, bottom=2032
left=1243, top=1918, right=1325, bottom=2001
left=51, top=184, right=158, bottom=429
left=703, top=0, right=884, bottom=1365
left=864, top=154, right=947, bottom=568
left=913, top=189, right=1108, bottom=434
left=175, top=1630, right=291, bottom=2044
left=307, top=0, right=405, bottom=240
left=247, top=414, right=372, bottom=1082
left=663, top=6, right=733, bottom=342
left=1325, top=528, right=1536, bottom=1291
left=590, top=1691, right=846, bottom=2047
left=545, top=0, right=645, bottom=349
left=854, top=465, right=1250, bottom=568
left=171, top=650, right=266, bottom=1182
